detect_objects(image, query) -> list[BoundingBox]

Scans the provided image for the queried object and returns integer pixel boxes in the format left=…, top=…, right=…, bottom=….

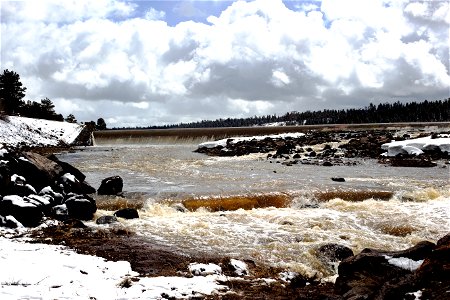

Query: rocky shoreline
left=195, top=129, right=450, bottom=168
left=1, top=128, right=450, bottom=299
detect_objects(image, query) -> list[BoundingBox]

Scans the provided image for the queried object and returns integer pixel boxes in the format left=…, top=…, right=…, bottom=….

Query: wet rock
left=64, top=194, right=97, bottom=220
left=331, top=177, right=346, bottom=182
left=323, top=161, right=333, bottom=167
left=114, top=208, right=139, bottom=219
left=39, top=186, right=64, bottom=205
left=96, top=215, right=118, bottom=225
left=98, top=176, right=123, bottom=195
left=318, top=244, right=354, bottom=263
left=387, top=157, right=437, bottom=168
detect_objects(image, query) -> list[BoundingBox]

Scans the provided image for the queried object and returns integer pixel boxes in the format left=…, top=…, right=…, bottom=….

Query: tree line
left=116, top=98, right=449, bottom=130
left=0, top=69, right=107, bottom=130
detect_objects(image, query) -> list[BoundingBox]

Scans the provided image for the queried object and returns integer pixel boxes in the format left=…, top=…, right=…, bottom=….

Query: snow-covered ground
left=198, top=132, right=305, bottom=148
left=0, top=116, right=84, bottom=148
left=381, top=135, right=450, bottom=157
left=0, top=234, right=228, bottom=299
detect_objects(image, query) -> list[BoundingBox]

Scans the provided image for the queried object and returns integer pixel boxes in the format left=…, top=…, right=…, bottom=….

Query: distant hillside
left=120, top=99, right=449, bottom=130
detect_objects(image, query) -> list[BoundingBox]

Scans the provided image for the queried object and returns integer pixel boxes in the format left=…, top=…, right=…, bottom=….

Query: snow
left=198, top=132, right=306, bottom=149
left=189, top=263, right=223, bottom=276
left=381, top=136, right=450, bottom=157
left=384, top=255, right=424, bottom=271
left=0, top=116, right=84, bottom=148
left=0, top=237, right=228, bottom=300
left=62, top=173, right=77, bottom=183
left=230, top=259, right=248, bottom=276
left=2, top=195, right=36, bottom=208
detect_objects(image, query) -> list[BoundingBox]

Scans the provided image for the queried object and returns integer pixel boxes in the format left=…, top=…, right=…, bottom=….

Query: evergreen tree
left=96, top=118, right=107, bottom=130
left=0, top=69, right=27, bottom=115
left=65, top=114, right=77, bottom=123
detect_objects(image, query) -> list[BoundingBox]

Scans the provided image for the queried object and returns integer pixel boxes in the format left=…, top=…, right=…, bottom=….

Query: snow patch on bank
left=381, top=136, right=450, bottom=157
left=0, top=237, right=227, bottom=299
left=0, top=116, right=84, bottom=148
left=198, top=132, right=305, bottom=148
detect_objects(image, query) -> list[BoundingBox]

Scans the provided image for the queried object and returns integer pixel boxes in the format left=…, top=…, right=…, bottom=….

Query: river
left=57, top=133, right=450, bottom=281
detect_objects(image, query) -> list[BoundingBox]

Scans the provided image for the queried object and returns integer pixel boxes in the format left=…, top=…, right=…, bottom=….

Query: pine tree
left=0, top=69, right=27, bottom=115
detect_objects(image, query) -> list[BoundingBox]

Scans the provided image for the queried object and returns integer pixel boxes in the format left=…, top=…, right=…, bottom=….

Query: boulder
left=57, top=173, right=96, bottom=195
left=0, top=195, right=45, bottom=227
left=0, top=215, right=22, bottom=228
left=0, top=165, right=11, bottom=196
left=47, top=154, right=86, bottom=182
left=317, top=244, right=354, bottom=262
left=39, top=186, right=64, bottom=205
left=114, top=208, right=139, bottom=219
left=64, top=194, right=97, bottom=220
left=335, top=240, right=438, bottom=299
left=98, top=176, right=123, bottom=195
left=50, top=204, right=69, bottom=221
left=16, top=152, right=64, bottom=190
left=96, top=215, right=118, bottom=225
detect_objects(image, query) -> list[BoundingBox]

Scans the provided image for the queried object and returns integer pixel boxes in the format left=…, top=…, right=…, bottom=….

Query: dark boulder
left=64, top=194, right=97, bottom=220
left=335, top=240, right=439, bottom=300
left=318, top=244, right=354, bottom=262
left=0, top=215, right=22, bottom=228
left=50, top=204, right=69, bottom=221
left=98, top=176, right=123, bottom=195
left=16, top=152, right=65, bottom=191
left=47, top=154, right=86, bottom=182
left=57, top=173, right=96, bottom=195
left=96, top=215, right=118, bottom=225
left=331, top=177, right=346, bottom=182
left=0, top=195, right=46, bottom=227
left=9, top=174, right=37, bottom=196
left=114, top=208, right=139, bottom=219
left=0, top=165, right=11, bottom=196
left=39, top=186, right=64, bottom=205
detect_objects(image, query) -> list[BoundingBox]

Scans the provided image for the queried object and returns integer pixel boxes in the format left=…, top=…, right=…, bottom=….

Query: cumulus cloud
left=1, top=0, right=448, bottom=127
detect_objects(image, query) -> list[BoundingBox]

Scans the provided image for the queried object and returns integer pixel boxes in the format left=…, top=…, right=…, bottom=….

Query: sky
left=1, top=0, right=449, bottom=127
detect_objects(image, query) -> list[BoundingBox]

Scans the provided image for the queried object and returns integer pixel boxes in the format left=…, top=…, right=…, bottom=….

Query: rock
left=323, top=161, right=333, bottom=166
left=388, top=157, right=437, bottom=168
left=0, top=195, right=45, bottom=227
left=96, top=215, right=118, bottom=225
left=63, top=218, right=87, bottom=228
left=16, top=152, right=64, bottom=190
left=64, top=194, right=97, bottom=220
left=50, top=204, right=69, bottom=221
left=114, top=208, right=139, bottom=219
left=0, top=165, right=11, bottom=196
left=47, top=154, right=86, bottom=182
left=98, top=176, right=123, bottom=195
left=331, top=177, right=346, bottom=182
left=39, top=186, right=64, bottom=205
left=318, top=244, right=354, bottom=262
left=335, top=240, right=439, bottom=300
left=0, top=215, right=22, bottom=228
left=58, top=173, right=96, bottom=195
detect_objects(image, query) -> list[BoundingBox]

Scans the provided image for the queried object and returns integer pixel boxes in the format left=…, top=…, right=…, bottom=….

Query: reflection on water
left=60, top=138, right=450, bottom=280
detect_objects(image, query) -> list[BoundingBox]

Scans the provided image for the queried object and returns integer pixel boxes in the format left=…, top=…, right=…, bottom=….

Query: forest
left=128, top=98, right=450, bottom=129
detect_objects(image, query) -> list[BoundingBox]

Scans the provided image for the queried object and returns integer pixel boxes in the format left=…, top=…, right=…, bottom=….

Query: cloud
left=1, top=0, right=449, bottom=127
